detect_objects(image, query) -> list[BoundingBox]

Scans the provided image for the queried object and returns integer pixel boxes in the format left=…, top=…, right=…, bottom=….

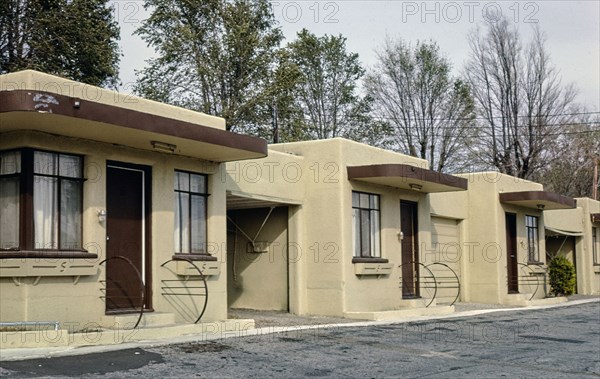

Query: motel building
left=1, top=70, right=599, bottom=348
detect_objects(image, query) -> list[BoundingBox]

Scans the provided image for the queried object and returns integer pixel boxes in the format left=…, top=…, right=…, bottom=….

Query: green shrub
left=548, top=256, right=576, bottom=296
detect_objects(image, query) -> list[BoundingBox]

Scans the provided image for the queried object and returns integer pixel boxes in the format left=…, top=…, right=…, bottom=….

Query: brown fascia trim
left=0, top=90, right=267, bottom=156
left=592, top=213, right=600, bottom=223
left=499, top=191, right=576, bottom=209
left=0, top=250, right=98, bottom=259
left=347, top=164, right=468, bottom=190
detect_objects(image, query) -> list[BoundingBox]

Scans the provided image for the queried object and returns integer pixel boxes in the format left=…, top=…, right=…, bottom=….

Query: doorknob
left=107, top=236, right=110, bottom=241
left=398, top=231, right=404, bottom=240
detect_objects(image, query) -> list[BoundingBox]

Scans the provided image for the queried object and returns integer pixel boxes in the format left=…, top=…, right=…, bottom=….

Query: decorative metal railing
left=399, top=261, right=462, bottom=307
left=160, top=257, right=208, bottom=324
left=99, top=255, right=145, bottom=329
left=424, top=262, right=461, bottom=306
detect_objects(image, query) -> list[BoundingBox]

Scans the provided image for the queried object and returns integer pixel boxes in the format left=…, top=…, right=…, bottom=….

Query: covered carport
left=544, top=208, right=585, bottom=294
left=226, top=191, right=302, bottom=314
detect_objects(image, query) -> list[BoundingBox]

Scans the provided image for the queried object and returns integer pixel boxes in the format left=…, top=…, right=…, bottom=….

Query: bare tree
left=537, top=113, right=600, bottom=198
left=464, top=18, right=577, bottom=179
left=365, top=38, right=475, bottom=172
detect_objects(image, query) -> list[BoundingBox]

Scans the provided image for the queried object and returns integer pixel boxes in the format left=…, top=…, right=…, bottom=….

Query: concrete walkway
left=1, top=297, right=598, bottom=362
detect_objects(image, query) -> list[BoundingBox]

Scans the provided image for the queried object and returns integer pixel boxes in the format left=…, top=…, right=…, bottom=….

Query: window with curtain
left=526, top=215, right=540, bottom=263
left=174, top=170, right=208, bottom=254
left=0, top=151, right=21, bottom=249
left=0, top=149, right=83, bottom=251
left=352, top=191, right=381, bottom=258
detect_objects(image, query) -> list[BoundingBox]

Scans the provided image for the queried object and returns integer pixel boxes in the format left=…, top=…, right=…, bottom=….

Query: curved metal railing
left=424, top=262, right=461, bottom=306
left=160, top=257, right=209, bottom=324
left=99, top=256, right=145, bottom=329
left=398, top=261, right=437, bottom=307
left=514, top=263, right=546, bottom=300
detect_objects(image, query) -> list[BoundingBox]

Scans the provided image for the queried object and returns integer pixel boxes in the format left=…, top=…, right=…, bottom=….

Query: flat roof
left=347, top=164, right=468, bottom=193
left=499, top=191, right=576, bottom=210
left=0, top=89, right=267, bottom=162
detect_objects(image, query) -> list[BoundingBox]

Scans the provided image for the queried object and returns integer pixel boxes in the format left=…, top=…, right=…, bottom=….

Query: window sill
left=0, top=256, right=97, bottom=278
left=352, top=257, right=389, bottom=264
left=172, top=253, right=217, bottom=262
left=174, top=260, right=221, bottom=276
left=353, top=262, right=393, bottom=276
left=0, top=250, right=96, bottom=259
left=527, top=261, right=545, bottom=266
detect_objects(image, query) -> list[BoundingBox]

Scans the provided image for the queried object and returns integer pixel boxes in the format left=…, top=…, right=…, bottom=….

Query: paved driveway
left=1, top=302, right=599, bottom=378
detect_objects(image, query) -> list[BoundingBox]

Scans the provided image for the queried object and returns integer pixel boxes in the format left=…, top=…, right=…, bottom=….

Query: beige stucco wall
left=267, top=139, right=442, bottom=316
left=451, top=172, right=546, bottom=304
left=574, top=198, right=600, bottom=295
left=0, top=130, right=229, bottom=329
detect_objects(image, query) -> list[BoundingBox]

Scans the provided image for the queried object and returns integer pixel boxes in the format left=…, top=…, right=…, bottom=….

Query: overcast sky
left=111, top=0, right=600, bottom=111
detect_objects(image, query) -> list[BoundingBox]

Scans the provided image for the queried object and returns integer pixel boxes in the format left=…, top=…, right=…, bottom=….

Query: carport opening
left=226, top=193, right=293, bottom=318
left=545, top=229, right=581, bottom=294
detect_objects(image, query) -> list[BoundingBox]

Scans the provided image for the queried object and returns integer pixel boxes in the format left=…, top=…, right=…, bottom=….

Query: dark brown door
left=400, top=201, right=419, bottom=298
left=106, top=163, right=150, bottom=313
left=505, top=213, right=519, bottom=293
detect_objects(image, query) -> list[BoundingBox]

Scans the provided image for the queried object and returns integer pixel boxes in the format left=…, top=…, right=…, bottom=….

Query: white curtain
left=174, top=172, right=189, bottom=253
left=190, top=194, right=206, bottom=253
left=34, top=152, right=58, bottom=249
left=0, top=151, right=21, bottom=249
left=174, top=192, right=190, bottom=253
left=60, top=180, right=81, bottom=249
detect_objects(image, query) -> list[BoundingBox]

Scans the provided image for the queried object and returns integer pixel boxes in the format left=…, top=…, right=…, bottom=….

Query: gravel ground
left=229, top=295, right=600, bottom=328
left=228, top=308, right=361, bottom=328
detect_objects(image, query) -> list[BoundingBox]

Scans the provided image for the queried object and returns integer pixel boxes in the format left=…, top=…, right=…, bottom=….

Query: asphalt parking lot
left=1, top=301, right=599, bottom=378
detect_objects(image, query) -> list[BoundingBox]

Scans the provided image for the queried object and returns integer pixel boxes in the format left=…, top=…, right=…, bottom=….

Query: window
left=0, top=151, right=20, bottom=249
left=593, top=227, right=599, bottom=266
left=174, top=171, right=208, bottom=254
left=526, top=215, right=540, bottom=263
left=352, top=191, right=381, bottom=258
left=0, top=149, right=83, bottom=251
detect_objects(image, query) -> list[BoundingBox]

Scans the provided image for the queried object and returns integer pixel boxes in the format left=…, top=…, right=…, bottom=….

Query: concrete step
left=344, top=305, right=454, bottom=321
left=502, top=294, right=568, bottom=307
left=101, top=312, right=176, bottom=329
left=527, top=297, right=568, bottom=306
left=399, top=298, right=437, bottom=308
left=502, top=293, right=533, bottom=306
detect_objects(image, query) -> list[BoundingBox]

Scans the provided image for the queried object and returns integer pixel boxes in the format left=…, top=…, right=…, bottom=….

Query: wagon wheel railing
left=425, top=262, right=461, bottom=306
left=515, top=263, right=543, bottom=300
left=160, top=257, right=209, bottom=324
left=99, top=255, right=145, bottom=329
left=398, top=261, right=437, bottom=308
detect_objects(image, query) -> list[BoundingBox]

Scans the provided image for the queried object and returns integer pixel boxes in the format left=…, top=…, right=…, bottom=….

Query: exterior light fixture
left=97, top=209, right=107, bottom=223
left=409, top=183, right=423, bottom=191
left=151, top=140, right=177, bottom=153
left=537, top=204, right=545, bottom=210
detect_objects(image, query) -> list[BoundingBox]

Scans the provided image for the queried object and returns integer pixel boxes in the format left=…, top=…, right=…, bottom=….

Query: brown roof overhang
left=592, top=213, right=600, bottom=223
left=499, top=191, right=576, bottom=210
left=0, top=90, right=267, bottom=162
left=347, top=164, right=468, bottom=193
